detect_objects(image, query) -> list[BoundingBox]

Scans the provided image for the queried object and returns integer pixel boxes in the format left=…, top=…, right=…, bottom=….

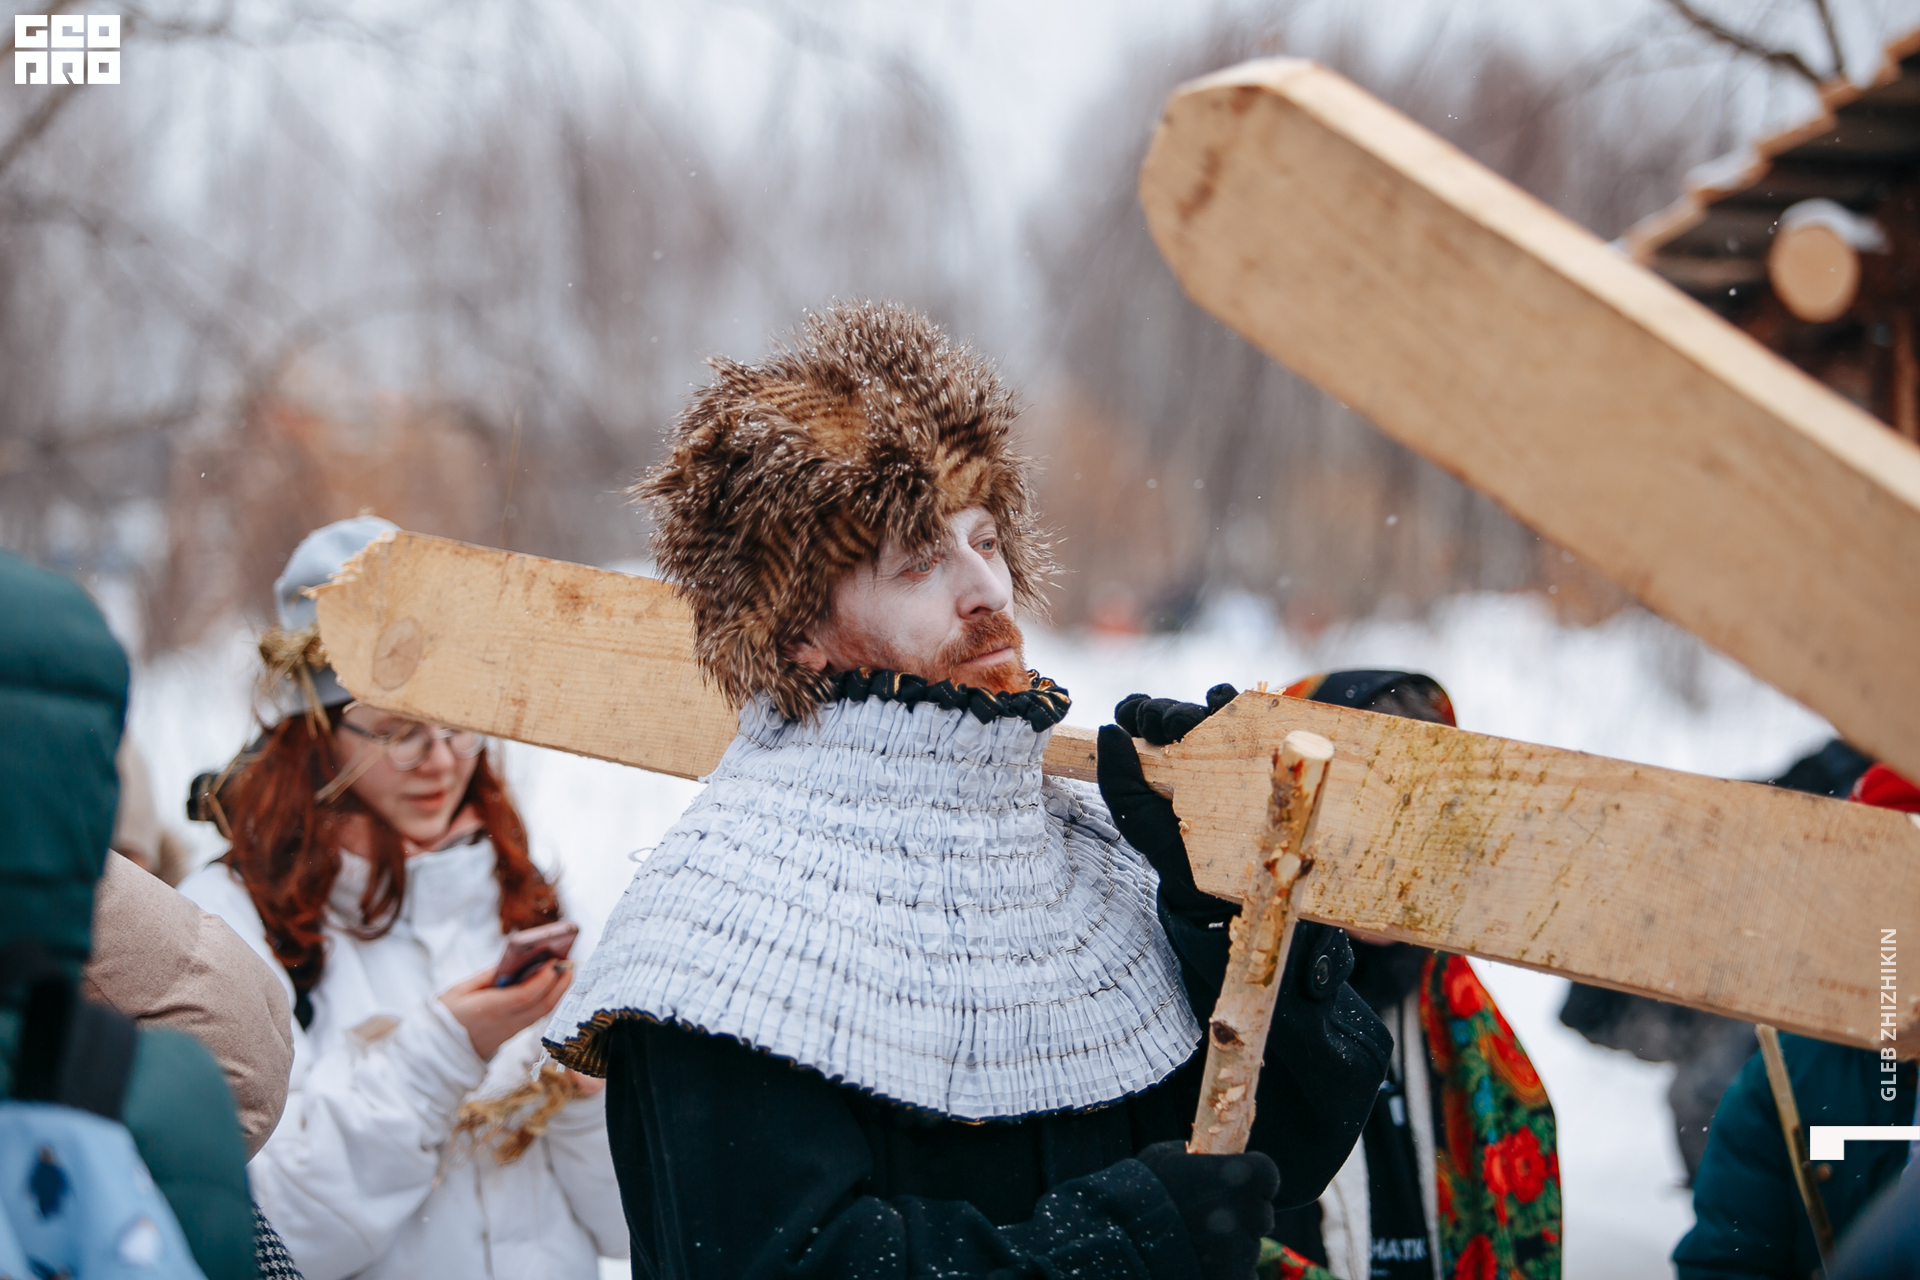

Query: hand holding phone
left=492, top=920, right=579, bottom=987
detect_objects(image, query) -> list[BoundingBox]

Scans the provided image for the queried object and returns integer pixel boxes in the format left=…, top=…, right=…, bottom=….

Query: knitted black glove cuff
left=1136, top=1140, right=1278, bottom=1280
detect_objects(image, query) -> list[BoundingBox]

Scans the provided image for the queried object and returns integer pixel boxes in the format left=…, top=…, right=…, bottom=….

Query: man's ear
left=781, top=635, right=829, bottom=672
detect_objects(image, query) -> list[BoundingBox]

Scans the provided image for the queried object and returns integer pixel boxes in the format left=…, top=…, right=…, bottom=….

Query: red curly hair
left=220, top=707, right=560, bottom=1000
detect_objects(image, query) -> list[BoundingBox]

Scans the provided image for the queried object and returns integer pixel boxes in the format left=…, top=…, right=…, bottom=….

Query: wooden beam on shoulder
left=1160, top=690, right=1920, bottom=1054
left=315, top=532, right=1920, bottom=1052
left=1138, top=58, right=1920, bottom=784
left=315, top=531, right=739, bottom=781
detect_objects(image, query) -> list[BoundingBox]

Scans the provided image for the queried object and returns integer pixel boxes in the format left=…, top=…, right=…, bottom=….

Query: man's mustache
left=938, top=612, right=1023, bottom=672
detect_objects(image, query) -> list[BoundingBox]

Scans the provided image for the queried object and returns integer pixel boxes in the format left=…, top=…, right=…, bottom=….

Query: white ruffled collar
left=547, top=686, right=1201, bottom=1119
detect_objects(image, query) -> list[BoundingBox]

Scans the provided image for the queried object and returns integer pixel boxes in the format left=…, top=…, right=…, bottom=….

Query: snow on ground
left=129, top=590, right=1829, bottom=1279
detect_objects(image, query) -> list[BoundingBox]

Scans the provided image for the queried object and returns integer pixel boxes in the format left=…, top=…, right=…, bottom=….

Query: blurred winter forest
left=5, top=0, right=1911, bottom=652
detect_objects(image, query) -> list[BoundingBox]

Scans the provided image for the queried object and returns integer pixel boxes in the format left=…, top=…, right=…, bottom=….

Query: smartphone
left=491, top=920, right=580, bottom=987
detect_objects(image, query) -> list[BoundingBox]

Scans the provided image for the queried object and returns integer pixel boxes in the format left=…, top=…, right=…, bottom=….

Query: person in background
left=113, top=735, right=194, bottom=885
left=1831, top=1170, right=1920, bottom=1280
left=83, top=851, right=294, bottom=1157
left=1673, top=761, right=1920, bottom=1279
left=179, top=516, right=626, bottom=1280
left=1119, top=672, right=1562, bottom=1280
left=0, top=549, right=256, bottom=1280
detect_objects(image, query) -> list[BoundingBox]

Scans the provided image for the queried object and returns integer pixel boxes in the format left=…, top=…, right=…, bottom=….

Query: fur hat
left=636, top=301, right=1052, bottom=719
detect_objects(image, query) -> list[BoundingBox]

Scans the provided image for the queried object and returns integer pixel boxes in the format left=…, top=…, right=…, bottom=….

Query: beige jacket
left=83, top=852, right=294, bottom=1157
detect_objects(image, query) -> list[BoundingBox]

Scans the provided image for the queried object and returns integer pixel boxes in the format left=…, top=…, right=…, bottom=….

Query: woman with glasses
left=179, top=517, right=626, bottom=1280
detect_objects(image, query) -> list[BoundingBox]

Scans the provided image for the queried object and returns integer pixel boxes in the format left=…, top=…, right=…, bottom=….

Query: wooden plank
left=314, top=530, right=1108, bottom=786
left=1138, top=58, right=1920, bottom=785
left=1160, top=689, right=1920, bottom=1053
left=315, top=532, right=1920, bottom=1051
left=314, top=531, right=739, bottom=781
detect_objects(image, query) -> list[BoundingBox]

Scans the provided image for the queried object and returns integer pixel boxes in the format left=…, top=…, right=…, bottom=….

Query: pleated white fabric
left=546, top=688, right=1201, bottom=1119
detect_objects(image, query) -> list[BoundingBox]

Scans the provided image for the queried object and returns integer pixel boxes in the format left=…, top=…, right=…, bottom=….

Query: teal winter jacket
left=1674, top=1032, right=1916, bottom=1279
left=0, top=551, right=256, bottom=1280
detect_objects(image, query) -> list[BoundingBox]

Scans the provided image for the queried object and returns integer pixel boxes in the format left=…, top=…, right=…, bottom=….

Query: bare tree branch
left=1661, top=0, right=1826, bottom=85
left=1811, top=0, right=1847, bottom=81
left=0, top=402, right=204, bottom=479
left=0, top=0, right=75, bottom=60
left=0, top=2, right=249, bottom=182
left=0, top=88, right=81, bottom=179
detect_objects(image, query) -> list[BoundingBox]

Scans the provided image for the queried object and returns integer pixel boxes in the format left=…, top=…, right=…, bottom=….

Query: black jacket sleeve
left=1156, top=907, right=1391, bottom=1210
left=604, top=1017, right=1204, bottom=1280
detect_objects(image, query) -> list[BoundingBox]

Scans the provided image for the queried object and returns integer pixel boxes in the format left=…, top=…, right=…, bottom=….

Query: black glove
left=1100, top=685, right=1239, bottom=922
left=1100, top=686, right=1357, bottom=1005
left=1135, top=1141, right=1278, bottom=1280
left=1114, top=684, right=1240, bottom=746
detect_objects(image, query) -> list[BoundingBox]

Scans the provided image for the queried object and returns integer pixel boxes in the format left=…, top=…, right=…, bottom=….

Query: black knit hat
left=1285, top=669, right=1456, bottom=727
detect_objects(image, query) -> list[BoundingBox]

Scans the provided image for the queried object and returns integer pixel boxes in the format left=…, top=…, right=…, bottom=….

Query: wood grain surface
left=314, top=532, right=1129, bottom=787
left=1161, top=690, right=1920, bottom=1053
left=1138, top=57, right=1920, bottom=786
left=315, top=531, right=740, bottom=780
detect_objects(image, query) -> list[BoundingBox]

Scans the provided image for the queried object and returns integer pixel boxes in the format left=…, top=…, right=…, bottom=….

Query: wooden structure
left=315, top=533, right=1920, bottom=1052
left=308, top=51, right=1920, bottom=1082
left=1626, top=28, right=1920, bottom=441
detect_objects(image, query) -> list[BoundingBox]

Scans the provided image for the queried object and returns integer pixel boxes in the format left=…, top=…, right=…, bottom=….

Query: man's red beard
left=820, top=611, right=1029, bottom=694
left=934, top=611, right=1029, bottom=694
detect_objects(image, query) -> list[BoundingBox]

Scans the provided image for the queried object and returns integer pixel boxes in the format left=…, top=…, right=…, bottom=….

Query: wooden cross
left=313, top=58, right=1920, bottom=1059
left=1137, top=59, right=1920, bottom=788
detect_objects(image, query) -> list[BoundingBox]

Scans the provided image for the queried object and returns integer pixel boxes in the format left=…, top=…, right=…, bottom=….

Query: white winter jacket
left=180, top=839, right=627, bottom=1280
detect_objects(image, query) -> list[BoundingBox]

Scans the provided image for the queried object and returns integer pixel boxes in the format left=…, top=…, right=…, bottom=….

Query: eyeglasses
left=338, top=716, right=485, bottom=771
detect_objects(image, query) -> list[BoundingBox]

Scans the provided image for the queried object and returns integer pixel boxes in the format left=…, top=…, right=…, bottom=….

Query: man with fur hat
left=545, top=301, right=1390, bottom=1279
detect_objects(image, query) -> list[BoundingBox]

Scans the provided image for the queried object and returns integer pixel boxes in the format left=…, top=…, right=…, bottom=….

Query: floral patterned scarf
left=1261, top=953, right=1562, bottom=1279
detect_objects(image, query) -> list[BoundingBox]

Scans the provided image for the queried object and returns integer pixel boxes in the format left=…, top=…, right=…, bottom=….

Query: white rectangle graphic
left=1808, top=1126, right=1920, bottom=1160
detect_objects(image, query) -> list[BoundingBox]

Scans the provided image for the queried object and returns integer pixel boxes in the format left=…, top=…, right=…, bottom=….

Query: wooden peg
left=1188, top=729, right=1335, bottom=1155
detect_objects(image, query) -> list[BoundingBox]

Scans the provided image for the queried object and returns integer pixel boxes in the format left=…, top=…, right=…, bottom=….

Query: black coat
left=603, top=908, right=1391, bottom=1279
